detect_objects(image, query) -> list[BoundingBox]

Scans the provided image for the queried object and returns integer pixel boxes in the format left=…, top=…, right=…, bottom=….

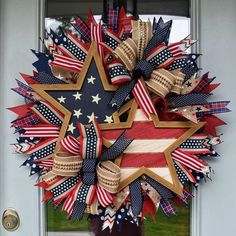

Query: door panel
left=0, top=0, right=42, bottom=236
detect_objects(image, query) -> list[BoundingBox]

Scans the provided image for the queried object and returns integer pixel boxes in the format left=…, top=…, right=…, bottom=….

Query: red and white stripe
left=168, top=36, right=196, bottom=58
left=60, top=135, right=80, bottom=155
left=132, top=79, right=157, bottom=118
left=174, top=161, right=197, bottom=184
left=90, top=21, right=104, bottom=61
left=102, top=109, right=188, bottom=184
left=62, top=181, right=81, bottom=216
left=37, top=158, right=54, bottom=168
left=50, top=53, right=84, bottom=73
left=97, top=185, right=114, bottom=207
left=21, top=125, right=60, bottom=137
left=172, top=149, right=209, bottom=174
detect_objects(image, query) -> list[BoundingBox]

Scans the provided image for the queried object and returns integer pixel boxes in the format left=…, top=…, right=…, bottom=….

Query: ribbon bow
left=41, top=119, right=133, bottom=219
left=104, top=20, right=194, bottom=117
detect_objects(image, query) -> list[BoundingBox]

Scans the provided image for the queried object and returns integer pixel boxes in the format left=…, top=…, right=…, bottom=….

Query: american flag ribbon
left=50, top=53, right=84, bottom=73
left=72, top=18, right=91, bottom=42
left=20, top=125, right=60, bottom=138
left=62, top=180, right=81, bottom=216
left=60, top=135, right=80, bottom=155
left=179, top=134, right=213, bottom=155
left=101, top=28, right=122, bottom=52
left=57, top=31, right=88, bottom=62
left=47, top=176, right=80, bottom=203
left=145, top=44, right=174, bottom=69
left=172, top=149, right=210, bottom=175
left=31, top=101, right=63, bottom=125
left=90, top=22, right=104, bottom=61
left=160, top=199, right=176, bottom=216
left=78, top=119, right=102, bottom=160
left=36, top=157, right=54, bottom=168
left=23, top=137, right=57, bottom=155
left=174, top=161, right=197, bottom=184
left=132, top=79, right=157, bottom=117
left=97, top=184, right=113, bottom=207
left=108, top=62, right=132, bottom=85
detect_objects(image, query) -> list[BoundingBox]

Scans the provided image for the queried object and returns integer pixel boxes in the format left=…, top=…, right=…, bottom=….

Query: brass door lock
left=2, top=208, right=20, bottom=231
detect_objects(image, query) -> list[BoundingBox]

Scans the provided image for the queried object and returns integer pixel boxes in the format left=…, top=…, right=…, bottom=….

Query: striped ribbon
left=21, top=125, right=60, bottom=138
left=50, top=53, right=84, bottom=73
left=172, top=149, right=210, bottom=175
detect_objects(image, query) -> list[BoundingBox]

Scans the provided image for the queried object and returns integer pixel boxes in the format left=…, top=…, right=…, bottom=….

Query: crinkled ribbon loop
left=96, top=161, right=121, bottom=194
left=52, top=152, right=83, bottom=176
left=110, top=20, right=185, bottom=114
left=132, top=20, right=153, bottom=60
left=42, top=152, right=82, bottom=183
left=146, top=69, right=176, bottom=97
left=113, top=38, right=137, bottom=71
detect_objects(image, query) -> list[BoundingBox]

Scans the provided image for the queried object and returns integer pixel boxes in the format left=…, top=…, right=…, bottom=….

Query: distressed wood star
left=102, top=100, right=205, bottom=196
left=30, top=43, right=135, bottom=151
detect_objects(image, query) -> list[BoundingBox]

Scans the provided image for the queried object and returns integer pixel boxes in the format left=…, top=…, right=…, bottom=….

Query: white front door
left=1, top=0, right=235, bottom=236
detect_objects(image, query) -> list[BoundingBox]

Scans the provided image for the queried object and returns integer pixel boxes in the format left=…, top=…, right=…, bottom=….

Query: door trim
left=190, top=1, right=201, bottom=235
left=37, top=1, right=201, bottom=235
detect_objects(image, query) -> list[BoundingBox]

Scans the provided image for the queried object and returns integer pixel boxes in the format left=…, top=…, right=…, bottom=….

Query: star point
left=104, top=115, right=113, bottom=124
left=91, top=93, right=101, bottom=104
left=73, top=109, right=83, bottom=119
left=73, top=92, right=82, bottom=100
left=67, top=123, right=76, bottom=134
left=87, top=75, right=96, bottom=84
left=57, top=96, right=66, bottom=103
left=87, top=112, right=98, bottom=123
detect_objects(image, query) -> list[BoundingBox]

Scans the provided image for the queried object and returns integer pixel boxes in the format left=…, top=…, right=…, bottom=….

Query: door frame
left=36, top=1, right=201, bottom=235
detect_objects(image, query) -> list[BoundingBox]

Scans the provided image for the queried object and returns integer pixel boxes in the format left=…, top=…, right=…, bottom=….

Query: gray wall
left=199, top=0, right=236, bottom=235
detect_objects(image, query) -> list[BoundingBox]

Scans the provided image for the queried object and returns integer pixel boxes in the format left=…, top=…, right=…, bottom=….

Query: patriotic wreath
left=9, top=4, right=230, bottom=233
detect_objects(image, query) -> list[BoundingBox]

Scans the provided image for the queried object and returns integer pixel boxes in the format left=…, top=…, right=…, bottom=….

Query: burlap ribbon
left=108, top=20, right=185, bottom=110
left=42, top=120, right=132, bottom=195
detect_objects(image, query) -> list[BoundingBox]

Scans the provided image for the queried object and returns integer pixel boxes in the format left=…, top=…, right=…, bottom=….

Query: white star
left=104, top=115, right=113, bottom=124
left=73, top=109, right=83, bottom=119
left=87, top=75, right=96, bottom=84
left=57, top=96, right=66, bottom=103
left=73, top=92, right=82, bottom=100
left=87, top=112, right=98, bottom=123
left=91, top=94, right=101, bottom=104
left=56, top=74, right=64, bottom=80
left=67, top=123, right=76, bottom=134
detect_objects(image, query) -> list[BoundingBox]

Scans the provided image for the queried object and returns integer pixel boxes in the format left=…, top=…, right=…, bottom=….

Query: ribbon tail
left=132, top=79, right=157, bottom=118
left=70, top=201, right=87, bottom=220
left=100, top=130, right=133, bottom=161
left=110, top=80, right=136, bottom=110
left=129, top=179, right=143, bottom=216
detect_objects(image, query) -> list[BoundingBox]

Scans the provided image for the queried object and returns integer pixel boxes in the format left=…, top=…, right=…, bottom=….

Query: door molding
left=190, top=1, right=201, bottom=236
left=37, top=1, right=201, bottom=236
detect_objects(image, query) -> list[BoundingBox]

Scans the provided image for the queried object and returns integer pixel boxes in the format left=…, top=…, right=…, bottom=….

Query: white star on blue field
left=47, top=59, right=116, bottom=137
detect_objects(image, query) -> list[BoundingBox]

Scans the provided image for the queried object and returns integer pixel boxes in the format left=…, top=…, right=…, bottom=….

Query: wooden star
left=102, top=99, right=205, bottom=196
left=30, top=43, right=135, bottom=151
